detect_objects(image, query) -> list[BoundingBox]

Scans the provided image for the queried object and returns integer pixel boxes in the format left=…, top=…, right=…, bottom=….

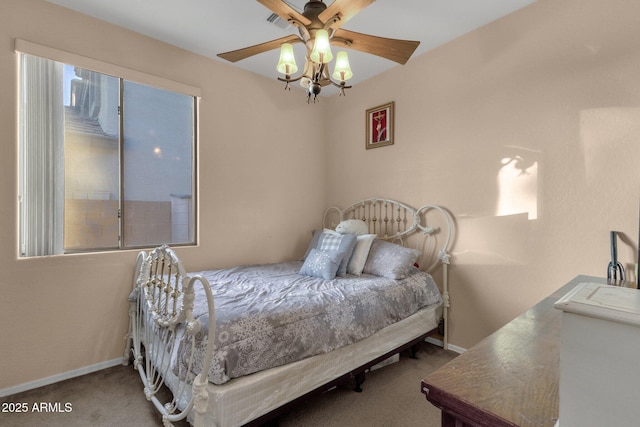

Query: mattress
left=178, top=302, right=442, bottom=426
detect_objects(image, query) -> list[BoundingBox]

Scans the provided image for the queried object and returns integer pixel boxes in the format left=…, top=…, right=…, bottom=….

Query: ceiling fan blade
left=218, top=35, right=302, bottom=63
left=318, top=0, right=375, bottom=29
left=256, top=0, right=311, bottom=26
left=333, top=29, right=420, bottom=65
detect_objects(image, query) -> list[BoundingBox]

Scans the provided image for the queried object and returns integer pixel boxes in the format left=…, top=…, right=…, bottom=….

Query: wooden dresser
left=421, top=275, right=606, bottom=427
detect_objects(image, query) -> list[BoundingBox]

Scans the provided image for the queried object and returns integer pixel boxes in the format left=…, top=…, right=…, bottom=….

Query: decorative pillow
left=347, top=234, right=377, bottom=275
left=319, top=232, right=345, bottom=251
left=299, top=249, right=343, bottom=280
left=335, top=219, right=369, bottom=236
left=362, top=240, right=421, bottom=279
left=303, top=228, right=338, bottom=259
left=303, top=230, right=356, bottom=276
left=319, top=232, right=357, bottom=276
left=303, top=229, right=323, bottom=259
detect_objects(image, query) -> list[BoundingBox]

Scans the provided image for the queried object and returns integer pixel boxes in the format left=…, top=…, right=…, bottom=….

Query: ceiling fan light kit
left=309, top=29, right=333, bottom=64
left=218, top=0, right=420, bottom=103
left=276, top=42, right=298, bottom=75
left=332, top=51, right=353, bottom=81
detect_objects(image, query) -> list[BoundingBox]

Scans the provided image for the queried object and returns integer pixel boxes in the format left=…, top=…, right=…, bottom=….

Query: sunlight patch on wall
left=496, top=149, right=538, bottom=220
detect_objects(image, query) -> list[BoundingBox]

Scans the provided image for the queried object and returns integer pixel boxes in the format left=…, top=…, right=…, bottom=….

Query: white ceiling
left=47, top=0, right=535, bottom=95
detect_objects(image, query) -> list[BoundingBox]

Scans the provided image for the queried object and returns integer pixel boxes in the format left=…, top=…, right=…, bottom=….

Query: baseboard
left=0, top=358, right=123, bottom=398
left=445, top=342, right=467, bottom=354
left=425, top=337, right=466, bottom=354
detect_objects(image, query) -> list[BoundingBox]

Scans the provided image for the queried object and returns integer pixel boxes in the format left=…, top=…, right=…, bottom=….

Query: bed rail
left=125, top=244, right=215, bottom=426
left=324, top=198, right=454, bottom=349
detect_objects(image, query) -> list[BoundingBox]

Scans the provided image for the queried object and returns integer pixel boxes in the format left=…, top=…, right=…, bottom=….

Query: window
left=18, top=47, right=198, bottom=257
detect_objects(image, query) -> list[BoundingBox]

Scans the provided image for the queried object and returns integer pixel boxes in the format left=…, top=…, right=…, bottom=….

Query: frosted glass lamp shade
left=276, top=43, right=298, bottom=75
left=310, top=30, right=333, bottom=64
left=332, top=51, right=353, bottom=81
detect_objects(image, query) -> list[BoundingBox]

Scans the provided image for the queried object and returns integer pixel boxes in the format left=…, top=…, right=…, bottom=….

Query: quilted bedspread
left=177, top=261, right=442, bottom=385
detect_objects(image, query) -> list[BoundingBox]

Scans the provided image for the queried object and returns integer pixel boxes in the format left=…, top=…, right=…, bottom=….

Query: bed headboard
left=324, top=197, right=454, bottom=350
left=323, top=197, right=453, bottom=270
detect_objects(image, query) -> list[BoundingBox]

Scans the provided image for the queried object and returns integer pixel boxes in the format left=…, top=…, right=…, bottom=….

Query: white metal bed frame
left=324, top=198, right=453, bottom=349
left=123, top=197, right=453, bottom=426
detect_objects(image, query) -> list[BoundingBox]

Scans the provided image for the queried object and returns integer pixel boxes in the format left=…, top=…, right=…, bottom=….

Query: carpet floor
left=0, top=342, right=456, bottom=427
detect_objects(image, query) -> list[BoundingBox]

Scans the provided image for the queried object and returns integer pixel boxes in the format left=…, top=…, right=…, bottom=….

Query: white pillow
left=347, top=234, right=376, bottom=275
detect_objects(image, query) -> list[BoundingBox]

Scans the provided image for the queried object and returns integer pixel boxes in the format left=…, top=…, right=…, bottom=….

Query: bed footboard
left=125, top=245, right=215, bottom=426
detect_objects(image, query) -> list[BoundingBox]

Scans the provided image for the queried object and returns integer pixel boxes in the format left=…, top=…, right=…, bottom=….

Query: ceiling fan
left=217, top=0, right=420, bottom=102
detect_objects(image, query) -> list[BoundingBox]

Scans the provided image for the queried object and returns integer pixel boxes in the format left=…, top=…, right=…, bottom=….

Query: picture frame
left=365, top=101, right=394, bottom=149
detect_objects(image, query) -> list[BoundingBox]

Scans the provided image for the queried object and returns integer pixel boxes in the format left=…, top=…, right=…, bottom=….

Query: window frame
left=16, top=39, right=200, bottom=256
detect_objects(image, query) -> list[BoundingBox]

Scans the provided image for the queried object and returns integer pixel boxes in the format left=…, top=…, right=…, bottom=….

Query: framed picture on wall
left=365, top=101, right=394, bottom=149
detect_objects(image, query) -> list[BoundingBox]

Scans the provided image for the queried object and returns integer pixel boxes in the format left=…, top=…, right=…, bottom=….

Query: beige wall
left=325, top=0, right=640, bottom=348
left=0, top=0, right=326, bottom=391
left=2, top=0, right=640, bottom=392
